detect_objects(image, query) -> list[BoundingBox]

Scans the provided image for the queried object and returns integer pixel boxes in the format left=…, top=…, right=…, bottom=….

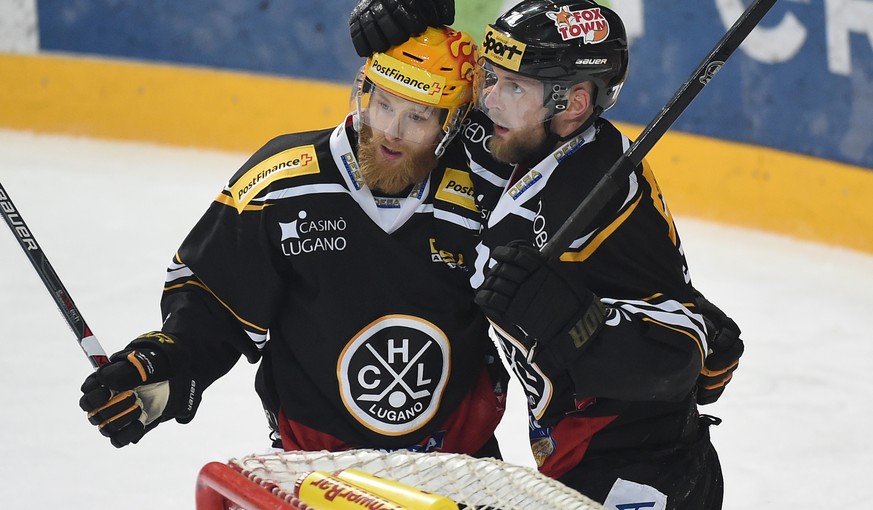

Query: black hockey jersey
left=462, top=110, right=707, bottom=478
left=159, top=116, right=505, bottom=454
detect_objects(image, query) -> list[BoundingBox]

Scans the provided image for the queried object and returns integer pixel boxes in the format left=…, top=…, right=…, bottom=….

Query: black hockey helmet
left=480, top=0, right=629, bottom=114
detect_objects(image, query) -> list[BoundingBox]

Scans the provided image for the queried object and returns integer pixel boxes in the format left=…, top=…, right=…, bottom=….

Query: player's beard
left=487, top=123, right=548, bottom=165
left=358, top=126, right=437, bottom=194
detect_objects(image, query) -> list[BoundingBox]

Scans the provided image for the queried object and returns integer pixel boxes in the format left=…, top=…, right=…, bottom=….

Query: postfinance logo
left=338, top=315, right=450, bottom=436
left=435, top=167, right=477, bottom=212
left=231, top=146, right=319, bottom=212
left=368, top=53, right=444, bottom=106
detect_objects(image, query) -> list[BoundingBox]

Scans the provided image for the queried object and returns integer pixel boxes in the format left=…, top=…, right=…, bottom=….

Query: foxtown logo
left=338, top=315, right=450, bottom=435
left=547, top=6, right=610, bottom=44
left=279, top=210, right=347, bottom=256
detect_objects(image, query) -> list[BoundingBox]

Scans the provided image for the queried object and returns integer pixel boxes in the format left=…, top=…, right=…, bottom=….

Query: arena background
left=1, top=0, right=871, bottom=253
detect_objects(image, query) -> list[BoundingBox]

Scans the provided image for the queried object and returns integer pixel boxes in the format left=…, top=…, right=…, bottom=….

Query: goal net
left=196, top=449, right=604, bottom=509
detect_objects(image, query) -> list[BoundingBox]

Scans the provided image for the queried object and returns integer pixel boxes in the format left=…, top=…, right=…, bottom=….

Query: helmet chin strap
left=553, top=104, right=603, bottom=144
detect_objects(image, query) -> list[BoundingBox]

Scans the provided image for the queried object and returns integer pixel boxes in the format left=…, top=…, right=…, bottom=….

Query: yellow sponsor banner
left=0, top=53, right=348, bottom=152
left=1, top=53, right=871, bottom=254
left=435, top=168, right=477, bottom=212
left=230, top=146, right=319, bottom=212
left=616, top=122, right=873, bottom=255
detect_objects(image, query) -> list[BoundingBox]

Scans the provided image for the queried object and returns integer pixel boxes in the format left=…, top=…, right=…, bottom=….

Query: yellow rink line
left=2, top=52, right=872, bottom=254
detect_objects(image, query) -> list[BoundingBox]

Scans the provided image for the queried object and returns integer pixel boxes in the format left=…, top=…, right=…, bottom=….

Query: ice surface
left=1, top=130, right=871, bottom=509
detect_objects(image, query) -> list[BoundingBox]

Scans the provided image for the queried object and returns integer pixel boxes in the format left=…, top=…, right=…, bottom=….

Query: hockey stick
left=540, top=0, right=778, bottom=259
left=0, top=182, right=109, bottom=368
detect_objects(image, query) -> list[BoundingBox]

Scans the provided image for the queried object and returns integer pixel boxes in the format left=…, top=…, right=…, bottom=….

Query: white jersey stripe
left=166, top=265, right=194, bottom=283
left=602, top=297, right=707, bottom=351
left=433, top=208, right=481, bottom=231
left=251, top=183, right=350, bottom=203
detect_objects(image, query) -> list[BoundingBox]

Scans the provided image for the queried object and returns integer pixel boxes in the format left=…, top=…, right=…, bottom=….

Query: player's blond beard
left=488, top=123, right=548, bottom=165
left=358, top=126, right=437, bottom=194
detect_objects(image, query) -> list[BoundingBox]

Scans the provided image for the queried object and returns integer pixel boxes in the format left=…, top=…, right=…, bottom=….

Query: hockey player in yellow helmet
left=351, top=25, right=476, bottom=199
left=349, top=26, right=477, bottom=193
left=79, top=24, right=507, bottom=461
left=354, top=27, right=475, bottom=157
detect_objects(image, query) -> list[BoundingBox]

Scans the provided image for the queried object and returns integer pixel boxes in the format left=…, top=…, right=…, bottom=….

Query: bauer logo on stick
left=0, top=187, right=38, bottom=251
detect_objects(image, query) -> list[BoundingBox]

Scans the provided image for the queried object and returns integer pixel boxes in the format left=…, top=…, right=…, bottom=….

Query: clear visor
left=357, top=80, right=448, bottom=146
left=475, top=59, right=570, bottom=130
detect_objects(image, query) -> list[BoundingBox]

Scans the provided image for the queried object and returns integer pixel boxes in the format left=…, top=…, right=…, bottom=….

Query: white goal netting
left=213, top=449, right=604, bottom=509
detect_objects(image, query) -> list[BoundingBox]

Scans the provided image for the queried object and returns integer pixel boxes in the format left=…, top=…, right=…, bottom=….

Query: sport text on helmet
left=480, top=0, right=628, bottom=114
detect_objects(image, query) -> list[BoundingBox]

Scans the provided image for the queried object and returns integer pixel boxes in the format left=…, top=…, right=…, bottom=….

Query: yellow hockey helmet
left=353, top=26, right=477, bottom=156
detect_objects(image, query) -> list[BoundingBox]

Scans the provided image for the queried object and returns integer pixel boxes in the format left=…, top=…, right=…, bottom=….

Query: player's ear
left=564, top=83, right=593, bottom=120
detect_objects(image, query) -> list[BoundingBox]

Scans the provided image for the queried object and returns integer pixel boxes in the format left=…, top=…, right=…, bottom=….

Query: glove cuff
left=534, top=297, right=608, bottom=368
left=128, top=331, right=191, bottom=374
left=565, top=295, right=607, bottom=351
left=128, top=331, right=201, bottom=422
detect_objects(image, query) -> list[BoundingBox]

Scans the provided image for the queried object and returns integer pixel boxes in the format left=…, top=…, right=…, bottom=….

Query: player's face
left=357, top=89, right=443, bottom=194
left=363, top=87, right=444, bottom=146
left=477, top=64, right=550, bottom=164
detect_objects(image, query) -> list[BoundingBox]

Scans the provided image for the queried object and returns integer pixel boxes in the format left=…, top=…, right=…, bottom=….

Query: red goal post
left=195, top=449, right=605, bottom=509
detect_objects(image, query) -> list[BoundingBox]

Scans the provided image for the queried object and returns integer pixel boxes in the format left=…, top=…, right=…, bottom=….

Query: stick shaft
left=0, top=182, right=109, bottom=368
left=541, top=0, right=778, bottom=259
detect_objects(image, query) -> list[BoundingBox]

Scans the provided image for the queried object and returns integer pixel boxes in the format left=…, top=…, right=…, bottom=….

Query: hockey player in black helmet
left=349, top=1, right=744, bottom=509
left=475, top=0, right=628, bottom=164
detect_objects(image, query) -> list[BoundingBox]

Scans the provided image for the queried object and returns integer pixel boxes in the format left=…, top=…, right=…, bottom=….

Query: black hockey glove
left=475, top=242, right=608, bottom=363
left=694, top=291, right=744, bottom=405
left=79, top=331, right=201, bottom=448
left=349, top=0, right=454, bottom=57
